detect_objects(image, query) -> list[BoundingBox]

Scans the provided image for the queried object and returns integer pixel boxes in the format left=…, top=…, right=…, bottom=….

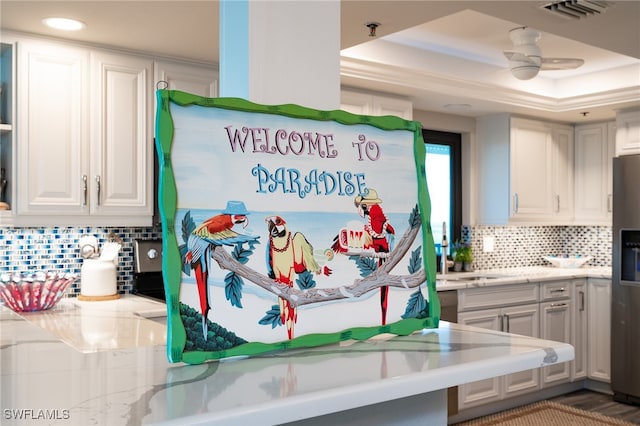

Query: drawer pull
left=550, top=288, right=566, bottom=293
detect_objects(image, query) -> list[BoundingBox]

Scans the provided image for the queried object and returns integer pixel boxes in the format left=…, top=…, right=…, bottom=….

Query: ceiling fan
left=504, top=26, right=585, bottom=80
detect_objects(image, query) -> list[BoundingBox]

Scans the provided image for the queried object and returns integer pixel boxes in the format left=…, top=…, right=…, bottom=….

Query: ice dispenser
left=620, top=230, right=640, bottom=282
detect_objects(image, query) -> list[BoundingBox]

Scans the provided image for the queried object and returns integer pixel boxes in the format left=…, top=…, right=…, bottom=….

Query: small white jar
left=80, top=259, right=117, bottom=297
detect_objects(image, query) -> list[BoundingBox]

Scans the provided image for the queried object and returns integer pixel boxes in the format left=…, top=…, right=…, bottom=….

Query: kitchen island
left=0, top=294, right=574, bottom=426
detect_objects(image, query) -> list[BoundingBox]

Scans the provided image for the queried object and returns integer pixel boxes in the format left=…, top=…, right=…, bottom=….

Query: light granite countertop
left=0, top=294, right=574, bottom=425
left=436, top=266, right=612, bottom=291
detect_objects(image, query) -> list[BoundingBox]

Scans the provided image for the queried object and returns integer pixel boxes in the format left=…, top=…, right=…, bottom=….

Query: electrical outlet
left=483, top=236, right=495, bottom=253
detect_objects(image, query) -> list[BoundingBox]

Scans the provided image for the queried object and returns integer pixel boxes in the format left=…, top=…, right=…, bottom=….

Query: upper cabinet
left=574, top=121, right=615, bottom=225
left=477, top=115, right=574, bottom=225
left=15, top=38, right=153, bottom=226
left=340, top=89, right=413, bottom=120
left=616, top=109, right=640, bottom=156
left=0, top=42, right=15, bottom=225
left=154, top=59, right=218, bottom=98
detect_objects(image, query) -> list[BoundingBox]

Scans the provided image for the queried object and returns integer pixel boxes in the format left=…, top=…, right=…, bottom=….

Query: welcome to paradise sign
left=155, top=90, right=440, bottom=364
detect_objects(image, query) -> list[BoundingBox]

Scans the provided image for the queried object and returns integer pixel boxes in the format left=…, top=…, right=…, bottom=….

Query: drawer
left=458, top=283, right=539, bottom=312
left=541, top=280, right=571, bottom=301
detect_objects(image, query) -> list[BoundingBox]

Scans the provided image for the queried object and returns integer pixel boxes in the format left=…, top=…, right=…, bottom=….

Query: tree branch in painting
left=210, top=212, right=425, bottom=308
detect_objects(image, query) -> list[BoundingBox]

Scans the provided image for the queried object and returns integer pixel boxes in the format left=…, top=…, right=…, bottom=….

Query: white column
left=219, top=0, right=341, bottom=111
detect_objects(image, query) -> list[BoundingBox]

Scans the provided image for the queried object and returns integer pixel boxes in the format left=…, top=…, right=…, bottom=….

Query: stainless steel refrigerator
left=612, top=153, right=640, bottom=405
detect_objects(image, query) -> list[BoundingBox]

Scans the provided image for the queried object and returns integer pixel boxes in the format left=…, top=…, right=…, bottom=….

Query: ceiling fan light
left=511, top=65, right=540, bottom=80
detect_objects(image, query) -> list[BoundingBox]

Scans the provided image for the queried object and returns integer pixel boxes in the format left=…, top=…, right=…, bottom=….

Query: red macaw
left=185, top=207, right=257, bottom=339
left=353, top=189, right=395, bottom=325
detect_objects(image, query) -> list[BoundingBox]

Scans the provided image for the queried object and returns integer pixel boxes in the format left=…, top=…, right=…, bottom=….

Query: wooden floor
left=550, top=389, right=640, bottom=424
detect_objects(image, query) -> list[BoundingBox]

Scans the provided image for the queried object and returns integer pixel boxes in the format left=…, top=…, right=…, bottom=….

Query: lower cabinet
left=456, top=277, right=611, bottom=412
left=540, top=299, right=572, bottom=386
left=587, top=278, right=611, bottom=382
left=571, top=279, right=588, bottom=380
left=457, top=284, right=540, bottom=409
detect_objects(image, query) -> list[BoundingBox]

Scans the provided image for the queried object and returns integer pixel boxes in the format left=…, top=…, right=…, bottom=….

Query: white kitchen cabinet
left=539, top=280, right=572, bottom=387
left=587, top=278, right=611, bottom=383
left=551, top=124, right=574, bottom=221
left=15, top=38, right=153, bottom=226
left=0, top=42, right=15, bottom=225
left=615, top=109, right=640, bottom=156
left=457, top=283, right=540, bottom=409
left=153, top=59, right=218, bottom=99
left=574, top=122, right=615, bottom=224
left=501, top=303, right=541, bottom=397
left=477, top=115, right=574, bottom=224
left=571, top=279, right=588, bottom=381
left=340, top=89, right=413, bottom=120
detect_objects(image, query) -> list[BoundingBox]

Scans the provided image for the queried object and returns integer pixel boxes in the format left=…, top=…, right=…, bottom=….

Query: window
left=423, top=129, right=462, bottom=259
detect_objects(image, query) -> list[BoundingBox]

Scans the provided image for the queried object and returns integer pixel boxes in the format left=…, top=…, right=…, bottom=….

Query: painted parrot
left=184, top=201, right=258, bottom=339
left=354, top=189, right=395, bottom=325
left=265, top=215, right=331, bottom=339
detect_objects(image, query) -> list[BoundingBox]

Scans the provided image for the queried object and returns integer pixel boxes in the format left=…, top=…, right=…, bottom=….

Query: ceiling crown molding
left=340, top=56, right=640, bottom=115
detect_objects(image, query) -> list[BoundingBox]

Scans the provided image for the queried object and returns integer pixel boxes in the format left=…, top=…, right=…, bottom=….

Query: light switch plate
left=483, top=236, right=495, bottom=253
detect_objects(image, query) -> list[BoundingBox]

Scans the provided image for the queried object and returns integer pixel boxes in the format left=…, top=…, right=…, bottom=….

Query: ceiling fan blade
left=540, top=57, right=585, bottom=70
left=504, top=50, right=538, bottom=65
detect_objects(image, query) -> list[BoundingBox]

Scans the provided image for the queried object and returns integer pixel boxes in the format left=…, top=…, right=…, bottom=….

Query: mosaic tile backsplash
left=0, top=224, right=611, bottom=296
left=0, top=226, right=162, bottom=296
left=467, top=225, right=612, bottom=270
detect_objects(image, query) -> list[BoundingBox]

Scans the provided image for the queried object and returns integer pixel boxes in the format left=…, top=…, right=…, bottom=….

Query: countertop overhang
left=0, top=292, right=574, bottom=425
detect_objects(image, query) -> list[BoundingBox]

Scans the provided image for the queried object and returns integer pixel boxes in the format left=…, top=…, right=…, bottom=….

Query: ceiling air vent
left=541, top=0, right=612, bottom=20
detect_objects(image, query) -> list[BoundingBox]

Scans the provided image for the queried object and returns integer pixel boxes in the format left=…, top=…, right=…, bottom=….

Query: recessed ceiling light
left=42, top=17, right=86, bottom=31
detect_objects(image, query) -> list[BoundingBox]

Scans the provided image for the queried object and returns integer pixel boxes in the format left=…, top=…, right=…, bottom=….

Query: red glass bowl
left=0, top=271, right=78, bottom=312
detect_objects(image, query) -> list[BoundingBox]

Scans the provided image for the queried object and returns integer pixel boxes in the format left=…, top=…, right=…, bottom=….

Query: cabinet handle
left=82, top=175, right=88, bottom=206
left=550, top=288, right=566, bottom=293
left=513, top=193, right=519, bottom=214
left=556, top=195, right=560, bottom=213
left=549, top=302, right=568, bottom=309
left=504, top=314, right=510, bottom=333
left=95, top=175, right=101, bottom=206
left=579, top=291, right=585, bottom=312
left=608, top=194, right=612, bottom=213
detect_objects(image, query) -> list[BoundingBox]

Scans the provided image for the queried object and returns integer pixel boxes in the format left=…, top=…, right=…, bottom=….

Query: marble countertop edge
left=436, top=266, right=611, bottom=291
left=150, top=323, right=574, bottom=426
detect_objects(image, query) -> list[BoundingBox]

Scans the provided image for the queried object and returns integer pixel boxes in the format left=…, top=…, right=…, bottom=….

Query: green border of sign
left=155, top=89, right=440, bottom=364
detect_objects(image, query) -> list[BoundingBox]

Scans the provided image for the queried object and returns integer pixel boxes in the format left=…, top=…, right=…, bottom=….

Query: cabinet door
left=154, top=60, right=218, bottom=98
left=372, top=96, right=413, bottom=120
left=540, top=299, right=572, bottom=386
left=571, top=279, right=588, bottom=380
left=587, top=278, right=611, bottom=382
left=17, top=40, right=89, bottom=215
left=510, top=118, right=553, bottom=219
left=574, top=122, right=613, bottom=223
left=341, top=90, right=412, bottom=119
left=502, top=303, right=541, bottom=397
left=457, top=309, right=502, bottom=408
left=340, top=90, right=371, bottom=115
left=90, top=51, right=153, bottom=219
left=552, top=124, right=574, bottom=221
left=615, top=109, right=640, bottom=156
